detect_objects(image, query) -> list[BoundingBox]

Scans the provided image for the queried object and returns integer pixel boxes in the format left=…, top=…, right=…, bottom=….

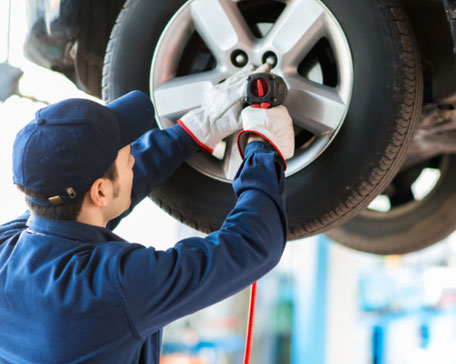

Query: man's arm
left=130, top=124, right=199, bottom=202
left=115, top=141, right=287, bottom=338
left=107, top=124, right=199, bottom=229
left=108, top=67, right=261, bottom=229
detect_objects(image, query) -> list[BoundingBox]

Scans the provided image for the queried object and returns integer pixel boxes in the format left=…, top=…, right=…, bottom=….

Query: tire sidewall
left=103, top=0, right=187, bottom=101
left=327, top=155, right=456, bottom=254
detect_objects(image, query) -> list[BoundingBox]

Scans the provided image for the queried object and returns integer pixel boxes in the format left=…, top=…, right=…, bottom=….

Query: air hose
left=243, top=281, right=258, bottom=364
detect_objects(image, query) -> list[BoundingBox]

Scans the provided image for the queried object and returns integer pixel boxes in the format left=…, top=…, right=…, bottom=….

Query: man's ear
left=88, top=178, right=109, bottom=207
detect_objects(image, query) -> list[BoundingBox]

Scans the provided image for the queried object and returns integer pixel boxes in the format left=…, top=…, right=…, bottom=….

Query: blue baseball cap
left=13, top=90, right=154, bottom=206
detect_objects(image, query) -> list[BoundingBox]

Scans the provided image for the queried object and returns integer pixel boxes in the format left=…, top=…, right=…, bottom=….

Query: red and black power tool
left=244, top=73, right=288, bottom=109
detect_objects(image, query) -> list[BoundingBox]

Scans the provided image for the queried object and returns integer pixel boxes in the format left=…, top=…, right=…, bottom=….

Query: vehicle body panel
left=25, top=0, right=79, bottom=78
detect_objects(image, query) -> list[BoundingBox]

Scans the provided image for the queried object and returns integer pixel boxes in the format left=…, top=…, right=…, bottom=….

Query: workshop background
left=2, top=2, right=456, bottom=364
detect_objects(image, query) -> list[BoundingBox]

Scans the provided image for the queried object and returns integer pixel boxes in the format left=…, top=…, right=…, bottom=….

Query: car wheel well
left=74, top=0, right=127, bottom=98
left=399, top=0, right=456, bottom=104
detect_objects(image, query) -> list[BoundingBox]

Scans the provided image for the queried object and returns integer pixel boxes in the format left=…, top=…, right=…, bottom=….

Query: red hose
left=243, top=281, right=258, bottom=364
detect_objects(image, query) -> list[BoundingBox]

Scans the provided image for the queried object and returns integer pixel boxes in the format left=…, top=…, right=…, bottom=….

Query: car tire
left=326, top=155, right=456, bottom=255
left=102, top=0, right=422, bottom=242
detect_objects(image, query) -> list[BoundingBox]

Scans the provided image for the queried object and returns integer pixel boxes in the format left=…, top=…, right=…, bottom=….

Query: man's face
left=107, top=144, right=135, bottom=220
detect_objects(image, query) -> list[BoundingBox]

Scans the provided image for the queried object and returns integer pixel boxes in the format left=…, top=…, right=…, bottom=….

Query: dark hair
left=17, top=161, right=118, bottom=221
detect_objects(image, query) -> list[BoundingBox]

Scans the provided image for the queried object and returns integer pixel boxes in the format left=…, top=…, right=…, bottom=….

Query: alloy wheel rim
left=150, top=0, right=353, bottom=182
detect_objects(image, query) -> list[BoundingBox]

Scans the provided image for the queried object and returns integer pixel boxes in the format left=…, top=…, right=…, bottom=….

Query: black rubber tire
left=102, top=0, right=423, bottom=241
left=326, top=155, right=456, bottom=255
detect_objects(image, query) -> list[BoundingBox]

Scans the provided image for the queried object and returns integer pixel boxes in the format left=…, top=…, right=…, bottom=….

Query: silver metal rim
left=150, top=0, right=353, bottom=182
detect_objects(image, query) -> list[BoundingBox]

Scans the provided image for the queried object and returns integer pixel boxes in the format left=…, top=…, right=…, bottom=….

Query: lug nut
left=262, top=51, right=278, bottom=69
left=231, top=50, right=249, bottom=68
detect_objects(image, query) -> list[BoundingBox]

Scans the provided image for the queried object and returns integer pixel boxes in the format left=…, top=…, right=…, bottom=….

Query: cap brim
left=107, top=90, right=154, bottom=147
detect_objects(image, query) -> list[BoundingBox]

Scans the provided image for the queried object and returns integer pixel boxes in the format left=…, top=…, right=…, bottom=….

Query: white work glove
left=237, top=105, right=295, bottom=167
left=178, top=64, right=271, bottom=153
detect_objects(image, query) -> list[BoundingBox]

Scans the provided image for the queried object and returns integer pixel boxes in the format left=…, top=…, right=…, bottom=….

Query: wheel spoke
left=285, top=76, right=347, bottom=135
left=191, top=0, right=254, bottom=61
left=265, top=0, right=326, bottom=68
left=153, top=70, right=227, bottom=121
left=221, top=134, right=243, bottom=180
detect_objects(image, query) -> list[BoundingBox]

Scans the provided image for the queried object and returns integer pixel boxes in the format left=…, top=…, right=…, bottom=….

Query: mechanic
left=0, top=65, right=294, bottom=363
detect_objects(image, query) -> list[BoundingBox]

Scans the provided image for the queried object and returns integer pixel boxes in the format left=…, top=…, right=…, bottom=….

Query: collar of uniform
left=26, top=214, right=126, bottom=244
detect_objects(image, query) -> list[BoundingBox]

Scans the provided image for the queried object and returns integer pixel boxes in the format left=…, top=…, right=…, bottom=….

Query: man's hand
left=237, top=105, right=295, bottom=166
left=178, top=64, right=271, bottom=153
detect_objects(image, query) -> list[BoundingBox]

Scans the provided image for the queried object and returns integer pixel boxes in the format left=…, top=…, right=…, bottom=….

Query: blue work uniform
left=0, top=125, right=287, bottom=363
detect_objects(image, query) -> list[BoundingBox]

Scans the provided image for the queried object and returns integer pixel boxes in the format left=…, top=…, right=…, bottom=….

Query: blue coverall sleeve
left=116, top=141, right=288, bottom=338
left=107, top=124, right=199, bottom=229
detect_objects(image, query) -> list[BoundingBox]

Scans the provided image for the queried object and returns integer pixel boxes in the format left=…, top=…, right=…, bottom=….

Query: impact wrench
left=242, top=68, right=288, bottom=364
left=245, top=72, right=288, bottom=109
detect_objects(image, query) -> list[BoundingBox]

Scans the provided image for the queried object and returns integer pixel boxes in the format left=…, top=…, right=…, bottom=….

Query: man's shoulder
left=0, top=211, right=30, bottom=243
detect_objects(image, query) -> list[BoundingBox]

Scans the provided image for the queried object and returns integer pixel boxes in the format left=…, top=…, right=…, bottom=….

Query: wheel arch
left=74, top=0, right=127, bottom=97
left=399, top=0, right=456, bottom=103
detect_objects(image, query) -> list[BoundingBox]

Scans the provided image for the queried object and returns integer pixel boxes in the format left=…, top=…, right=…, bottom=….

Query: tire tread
left=296, top=0, right=423, bottom=244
